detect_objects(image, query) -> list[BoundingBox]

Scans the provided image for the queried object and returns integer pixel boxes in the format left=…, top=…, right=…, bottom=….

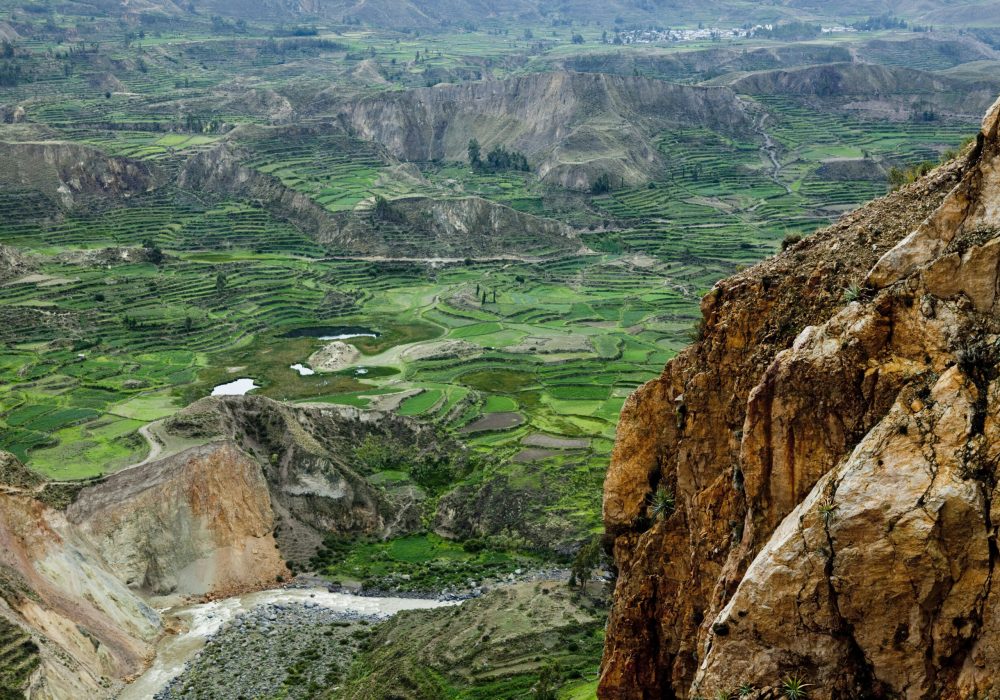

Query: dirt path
left=738, top=97, right=792, bottom=195
left=136, top=421, right=164, bottom=466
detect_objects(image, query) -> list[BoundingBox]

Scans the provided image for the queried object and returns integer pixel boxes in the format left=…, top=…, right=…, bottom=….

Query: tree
left=142, top=239, right=164, bottom=264
left=372, top=194, right=392, bottom=220
left=533, top=661, right=561, bottom=700
left=571, top=33, right=584, bottom=44
left=467, top=138, right=481, bottom=166
left=183, top=316, right=193, bottom=332
left=569, top=536, right=601, bottom=589
left=215, top=270, right=227, bottom=294
left=353, top=434, right=403, bottom=473
left=492, top=289, right=496, bottom=303
left=481, top=291, right=487, bottom=304
left=590, top=173, right=612, bottom=194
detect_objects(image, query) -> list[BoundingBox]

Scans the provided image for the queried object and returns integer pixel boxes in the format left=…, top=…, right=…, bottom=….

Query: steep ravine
left=600, top=97, right=1000, bottom=699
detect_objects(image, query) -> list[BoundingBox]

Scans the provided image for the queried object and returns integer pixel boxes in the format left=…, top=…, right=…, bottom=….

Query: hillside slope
left=725, top=62, right=1000, bottom=121
left=600, top=96, right=1000, bottom=698
left=338, top=71, right=753, bottom=189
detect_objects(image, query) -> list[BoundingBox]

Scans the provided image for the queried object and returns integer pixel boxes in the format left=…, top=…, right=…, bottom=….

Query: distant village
left=611, top=24, right=858, bottom=44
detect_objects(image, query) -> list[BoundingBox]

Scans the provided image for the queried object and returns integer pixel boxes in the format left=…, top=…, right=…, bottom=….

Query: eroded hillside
left=600, top=97, right=1000, bottom=698
left=338, top=71, right=753, bottom=189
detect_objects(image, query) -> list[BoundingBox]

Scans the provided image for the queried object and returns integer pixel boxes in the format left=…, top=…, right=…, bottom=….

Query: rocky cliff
left=600, top=96, right=1000, bottom=699
left=0, top=456, right=160, bottom=699
left=0, top=393, right=456, bottom=696
left=67, top=442, right=288, bottom=597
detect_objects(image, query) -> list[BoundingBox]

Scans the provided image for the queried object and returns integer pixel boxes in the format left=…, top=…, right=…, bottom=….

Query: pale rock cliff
left=67, top=442, right=287, bottom=597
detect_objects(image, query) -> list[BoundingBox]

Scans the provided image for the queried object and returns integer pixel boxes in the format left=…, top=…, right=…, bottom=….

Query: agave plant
left=817, top=501, right=837, bottom=525
left=738, top=682, right=755, bottom=697
left=843, top=282, right=862, bottom=302
left=649, top=487, right=675, bottom=520
left=781, top=676, right=811, bottom=700
left=715, top=690, right=733, bottom=700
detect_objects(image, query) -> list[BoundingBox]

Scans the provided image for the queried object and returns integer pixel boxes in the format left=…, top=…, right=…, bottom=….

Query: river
left=118, top=588, right=456, bottom=699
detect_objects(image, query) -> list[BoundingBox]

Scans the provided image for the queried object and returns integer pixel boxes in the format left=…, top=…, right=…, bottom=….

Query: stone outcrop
left=600, top=96, right=1000, bottom=699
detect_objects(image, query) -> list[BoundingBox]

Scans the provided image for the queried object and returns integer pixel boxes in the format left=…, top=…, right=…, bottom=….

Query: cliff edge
left=601, top=96, right=1000, bottom=699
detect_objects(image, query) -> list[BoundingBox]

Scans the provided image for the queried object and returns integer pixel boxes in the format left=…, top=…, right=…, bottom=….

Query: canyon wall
left=601, top=96, right=1000, bottom=699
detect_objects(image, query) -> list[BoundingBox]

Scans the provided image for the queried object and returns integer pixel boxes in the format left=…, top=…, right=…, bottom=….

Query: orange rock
left=601, top=95, right=1000, bottom=699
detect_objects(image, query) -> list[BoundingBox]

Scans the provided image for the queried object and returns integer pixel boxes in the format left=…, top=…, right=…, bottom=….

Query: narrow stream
left=118, top=588, right=455, bottom=699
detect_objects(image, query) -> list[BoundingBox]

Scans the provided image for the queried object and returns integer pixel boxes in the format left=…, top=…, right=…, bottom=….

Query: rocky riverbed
left=118, top=588, right=453, bottom=700
left=157, top=601, right=372, bottom=699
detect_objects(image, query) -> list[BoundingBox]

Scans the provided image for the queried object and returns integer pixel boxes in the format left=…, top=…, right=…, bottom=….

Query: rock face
left=600, top=96, right=1000, bottom=699
left=0, top=141, right=159, bottom=211
left=162, top=396, right=438, bottom=561
left=339, top=71, right=752, bottom=189
left=0, top=456, right=160, bottom=699
left=67, top=442, right=287, bottom=596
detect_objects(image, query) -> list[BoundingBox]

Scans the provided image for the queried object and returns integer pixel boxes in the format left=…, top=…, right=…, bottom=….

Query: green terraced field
left=0, top=0, right=982, bottom=552
left=0, top=6, right=992, bottom=698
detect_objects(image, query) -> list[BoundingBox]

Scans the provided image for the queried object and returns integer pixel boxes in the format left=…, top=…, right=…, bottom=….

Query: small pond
left=282, top=326, right=378, bottom=341
left=211, top=378, right=259, bottom=396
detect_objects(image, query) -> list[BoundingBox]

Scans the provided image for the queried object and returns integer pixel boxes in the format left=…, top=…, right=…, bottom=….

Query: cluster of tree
left=352, top=434, right=477, bottom=494
left=887, top=161, right=935, bottom=190
left=273, top=25, right=319, bottom=37
left=570, top=33, right=584, bottom=44
left=370, top=194, right=404, bottom=224
left=209, top=15, right=248, bottom=34
left=590, top=173, right=612, bottom=194
left=0, top=61, right=23, bottom=87
left=467, top=139, right=530, bottom=172
left=120, top=314, right=145, bottom=331
left=182, top=114, right=223, bottom=133
left=753, top=21, right=821, bottom=41
left=263, top=38, right=347, bottom=56
left=852, top=14, right=907, bottom=31
left=141, top=240, right=164, bottom=264
left=474, top=283, right=497, bottom=305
